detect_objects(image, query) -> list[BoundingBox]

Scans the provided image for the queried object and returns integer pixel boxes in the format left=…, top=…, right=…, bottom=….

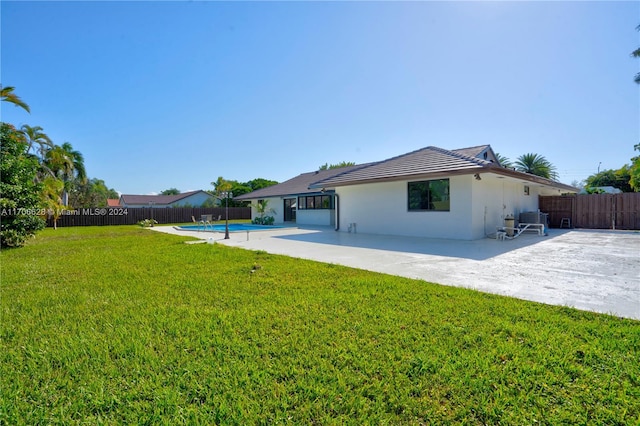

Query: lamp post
left=221, top=191, right=233, bottom=239
left=148, top=201, right=154, bottom=227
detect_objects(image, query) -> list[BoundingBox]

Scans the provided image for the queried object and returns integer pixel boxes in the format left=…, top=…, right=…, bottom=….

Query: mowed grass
left=1, top=226, right=638, bottom=424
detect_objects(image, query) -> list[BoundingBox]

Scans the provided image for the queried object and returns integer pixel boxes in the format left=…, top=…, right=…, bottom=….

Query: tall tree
left=585, top=166, right=633, bottom=193
left=514, top=153, right=558, bottom=180
left=318, top=161, right=356, bottom=170
left=632, top=25, right=640, bottom=84
left=210, top=177, right=250, bottom=207
left=45, top=142, right=86, bottom=182
left=245, top=178, right=278, bottom=191
left=211, top=176, right=232, bottom=194
left=68, top=177, right=119, bottom=208
left=160, top=188, right=180, bottom=195
left=20, top=124, right=53, bottom=158
left=494, top=153, right=513, bottom=169
left=44, top=142, right=86, bottom=205
left=630, top=144, right=640, bottom=191
left=0, top=85, right=30, bottom=113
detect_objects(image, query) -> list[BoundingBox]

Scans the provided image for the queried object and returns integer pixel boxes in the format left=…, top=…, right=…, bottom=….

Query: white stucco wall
left=335, top=173, right=558, bottom=240
left=336, top=177, right=474, bottom=240
left=249, top=197, right=284, bottom=223
left=297, top=209, right=335, bottom=226
left=471, top=174, right=563, bottom=238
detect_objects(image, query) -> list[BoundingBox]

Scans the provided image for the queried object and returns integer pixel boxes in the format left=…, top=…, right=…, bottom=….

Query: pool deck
left=150, top=225, right=640, bottom=320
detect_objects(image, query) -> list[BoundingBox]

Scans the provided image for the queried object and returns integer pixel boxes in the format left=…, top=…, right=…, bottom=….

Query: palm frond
left=1, top=85, right=30, bottom=113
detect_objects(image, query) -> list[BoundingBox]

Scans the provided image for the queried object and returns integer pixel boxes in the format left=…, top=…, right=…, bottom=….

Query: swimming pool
left=179, top=224, right=283, bottom=232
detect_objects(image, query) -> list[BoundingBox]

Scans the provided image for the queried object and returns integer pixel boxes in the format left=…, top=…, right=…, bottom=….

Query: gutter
left=334, top=193, right=340, bottom=231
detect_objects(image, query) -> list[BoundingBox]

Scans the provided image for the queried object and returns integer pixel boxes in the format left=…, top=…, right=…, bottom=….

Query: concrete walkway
left=150, top=225, right=640, bottom=320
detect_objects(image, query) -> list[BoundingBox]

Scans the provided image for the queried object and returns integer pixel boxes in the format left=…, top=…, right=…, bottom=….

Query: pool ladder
left=198, top=220, right=213, bottom=231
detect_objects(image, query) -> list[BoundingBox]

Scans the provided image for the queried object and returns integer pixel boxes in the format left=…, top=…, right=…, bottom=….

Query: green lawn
left=1, top=226, right=638, bottom=424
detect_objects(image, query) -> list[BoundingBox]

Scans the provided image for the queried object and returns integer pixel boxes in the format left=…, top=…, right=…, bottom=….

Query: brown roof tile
left=234, top=164, right=373, bottom=200
left=310, top=146, right=491, bottom=188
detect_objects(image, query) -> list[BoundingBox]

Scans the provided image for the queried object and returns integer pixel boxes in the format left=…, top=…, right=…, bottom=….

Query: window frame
left=297, top=194, right=334, bottom=210
left=407, top=179, right=450, bottom=212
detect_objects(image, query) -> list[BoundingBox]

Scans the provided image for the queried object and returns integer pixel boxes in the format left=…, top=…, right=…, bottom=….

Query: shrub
left=0, top=123, right=46, bottom=248
left=137, top=219, right=158, bottom=227
left=252, top=215, right=274, bottom=225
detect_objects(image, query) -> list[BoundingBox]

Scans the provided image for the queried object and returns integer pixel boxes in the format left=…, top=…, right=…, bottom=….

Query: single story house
left=235, top=145, right=578, bottom=240
left=119, top=190, right=215, bottom=208
left=235, top=164, right=372, bottom=226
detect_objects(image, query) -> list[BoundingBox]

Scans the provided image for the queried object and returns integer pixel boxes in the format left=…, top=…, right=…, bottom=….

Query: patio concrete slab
left=151, top=225, right=640, bottom=320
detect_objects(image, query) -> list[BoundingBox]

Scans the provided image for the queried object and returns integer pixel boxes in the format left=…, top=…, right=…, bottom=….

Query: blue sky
left=2, top=1, right=638, bottom=195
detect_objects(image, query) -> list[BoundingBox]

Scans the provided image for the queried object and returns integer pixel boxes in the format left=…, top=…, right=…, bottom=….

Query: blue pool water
left=179, top=224, right=282, bottom=232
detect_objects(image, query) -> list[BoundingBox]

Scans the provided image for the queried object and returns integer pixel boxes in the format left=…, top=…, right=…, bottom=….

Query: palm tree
left=253, top=199, right=276, bottom=224
left=40, top=176, right=64, bottom=229
left=45, top=143, right=86, bottom=181
left=494, top=152, right=513, bottom=169
left=211, top=176, right=232, bottom=194
left=44, top=142, right=86, bottom=205
left=60, top=142, right=86, bottom=182
left=1, top=85, right=30, bottom=113
left=632, top=25, right=640, bottom=84
left=514, top=153, right=558, bottom=180
left=21, top=125, right=53, bottom=158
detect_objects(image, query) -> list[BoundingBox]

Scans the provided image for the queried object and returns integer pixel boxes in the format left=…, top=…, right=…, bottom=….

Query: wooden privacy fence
left=46, top=207, right=251, bottom=227
left=539, top=193, right=640, bottom=230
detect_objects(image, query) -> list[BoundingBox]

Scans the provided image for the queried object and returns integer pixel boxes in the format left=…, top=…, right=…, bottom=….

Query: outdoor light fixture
left=474, top=173, right=481, bottom=181
left=220, top=191, right=233, bottom=239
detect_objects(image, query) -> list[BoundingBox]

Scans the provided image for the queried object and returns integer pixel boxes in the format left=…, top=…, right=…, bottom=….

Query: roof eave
left=235, top=189, right=332, bottom=201
left=488, top=166, right=579, bottom=192
left=310, top=165, right=579, bottom=193
left=309, top=166, right=485, bottom=189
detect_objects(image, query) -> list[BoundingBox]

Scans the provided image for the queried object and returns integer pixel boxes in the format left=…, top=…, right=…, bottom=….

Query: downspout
left=334, top=193, right=340, bottom=231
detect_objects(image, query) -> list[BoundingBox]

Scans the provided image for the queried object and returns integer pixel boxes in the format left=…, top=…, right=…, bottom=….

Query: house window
left=408, top=179, right=450, bottom=211
left=524, top=186, right=530, bottom=196
left=298, top=195, right=333, bottom=210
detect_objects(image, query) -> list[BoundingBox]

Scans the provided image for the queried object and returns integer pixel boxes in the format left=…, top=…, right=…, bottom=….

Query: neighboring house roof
left=309, top=145, right=577, bottom=193
left=120, top=190, right=210, bottom=206
left=234, top=164, right=373, bottom=200
left=580, top=186, right=622, bottom=194
left=107, top=199, right=121, bottom=207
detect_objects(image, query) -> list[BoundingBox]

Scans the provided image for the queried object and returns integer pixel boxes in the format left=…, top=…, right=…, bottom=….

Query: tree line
left=1, top=85, right=118, bottom=246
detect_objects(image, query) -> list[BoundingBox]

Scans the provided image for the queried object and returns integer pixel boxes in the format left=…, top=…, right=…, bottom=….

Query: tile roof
left=120, top=190, right=207, bottom=205
left=451, top=145, right=491, bottom=158
left=234, top=164, right=373, bottom=200
left=236, top=144, right=578, bottom=198
left=107, top=199, right=121, bottom=207
left=309, top=146, right=492, bottom=188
